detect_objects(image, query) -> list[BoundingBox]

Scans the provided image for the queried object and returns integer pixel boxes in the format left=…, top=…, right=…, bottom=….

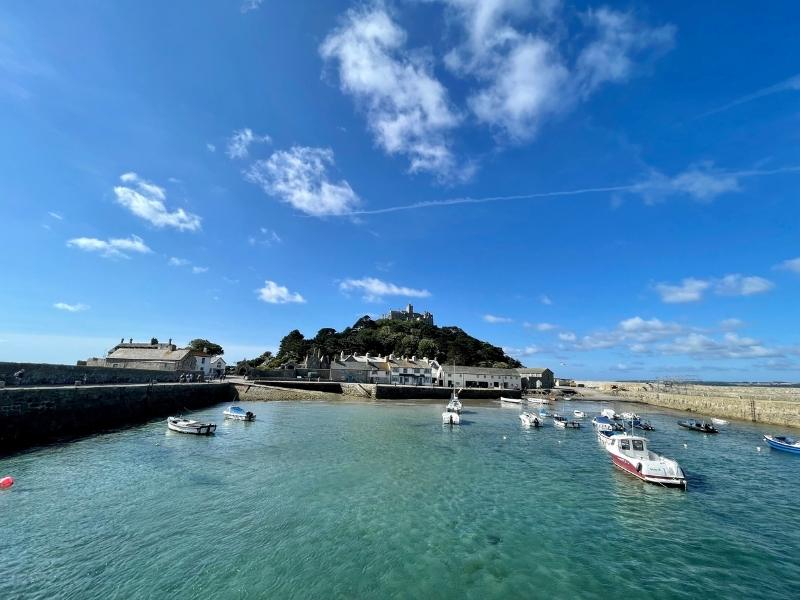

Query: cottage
left=84, top=338, right=196, bottom=371
left=517, top=368, right=555, bottom=390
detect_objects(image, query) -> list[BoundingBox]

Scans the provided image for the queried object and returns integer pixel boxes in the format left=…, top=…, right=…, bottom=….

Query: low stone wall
left=376, top=385, right=519, bottom=400
left=252, top=380, right=344, bottom=393
left=235, top=383, right=342, bottom=402
left=0, top=361, right=184, bottom=387
left=0, top=382, right=237, bottom=454
left=238, top=381, right=520, bottom=401
left=579, top=381, right=800, bottom=428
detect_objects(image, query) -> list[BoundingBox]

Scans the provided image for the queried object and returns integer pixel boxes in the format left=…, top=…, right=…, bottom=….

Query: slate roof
left=106, top=347, right=193, bottom=362
left=440, top=365, right=521, bottom=376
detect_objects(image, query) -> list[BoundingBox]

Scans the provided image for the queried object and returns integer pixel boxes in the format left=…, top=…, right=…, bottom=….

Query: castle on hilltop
left=383, top=303, right=433, bottom=325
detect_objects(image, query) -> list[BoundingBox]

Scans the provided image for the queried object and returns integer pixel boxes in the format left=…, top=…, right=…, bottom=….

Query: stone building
left=436, top=365, right=521, bottom=390
left=384, top=303, right=434, bottom=326
left=329, top=352, right=438, bottom=385
left=517, top=368, right=555, bottom=390
left=84, top=338, right=196, bottom=372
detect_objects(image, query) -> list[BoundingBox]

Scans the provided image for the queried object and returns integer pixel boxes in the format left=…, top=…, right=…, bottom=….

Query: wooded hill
left=255, top=315, right=522, bottom=369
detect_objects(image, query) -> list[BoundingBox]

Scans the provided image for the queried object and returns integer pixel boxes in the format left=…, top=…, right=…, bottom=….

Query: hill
left=259, top=315, right=522, bottom=369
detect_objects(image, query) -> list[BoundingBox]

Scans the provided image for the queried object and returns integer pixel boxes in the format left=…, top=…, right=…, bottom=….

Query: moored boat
left=597, top=429, right=620, bottom=447
left=601, top=408, right=620, bottom=420
left=553, top=415, right=581, bottom=429
left=633, top=419, right=655, bottom=431
left=167, top=416, right=216, bottom=435
left=539, top=408, right=552, bottom=420
left=446, top=393, right=462, bottom=414
left=500, top=396, right=522, bottom=405
left=763, top=434, right=800, bottom=454
left=573, top=410, right=586, bottom=418
left=711, top=418, right=728, bottom=426
left=621, top=412, right=639, bottom=421
left=519, top=412, right=543, bottom=428
left=605, top=433, right=687, bottom=489
left=442, top=410, right=461, bottom=425
left=526, top=396, right=550, bottom=404
left=678, top=420, right=719, bottom=434
left=223, top=406, right=256, bottom=421
left=592, top=415, right=614, bottom=431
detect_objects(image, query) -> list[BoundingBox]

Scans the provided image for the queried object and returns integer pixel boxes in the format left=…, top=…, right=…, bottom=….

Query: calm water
left=2, top=398, right=799, bottom=599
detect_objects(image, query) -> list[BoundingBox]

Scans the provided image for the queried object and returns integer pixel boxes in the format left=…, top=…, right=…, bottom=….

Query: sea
left=2, top=398, right=799, bottom=599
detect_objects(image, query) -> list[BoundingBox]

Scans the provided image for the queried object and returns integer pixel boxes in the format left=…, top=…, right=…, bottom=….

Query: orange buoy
left=0, top=476, right=14, bottom=489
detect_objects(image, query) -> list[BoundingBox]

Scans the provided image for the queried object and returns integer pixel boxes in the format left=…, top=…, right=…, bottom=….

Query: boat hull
left=610, top=454, right=686, bottom=489
left=442, top=411, right=461, bottom=425
left=167, top=420, right=216, bottom=435
left=224, top=412, right=255, bottom=421
left=764, top=435, right=800, bottom=454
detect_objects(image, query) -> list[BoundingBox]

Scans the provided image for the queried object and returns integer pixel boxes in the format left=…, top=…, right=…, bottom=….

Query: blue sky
left=1, top=1, right=799, bottom=381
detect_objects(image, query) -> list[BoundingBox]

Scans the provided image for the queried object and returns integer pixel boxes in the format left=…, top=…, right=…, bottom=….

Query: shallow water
left=2, top=398, right=799, bottom=599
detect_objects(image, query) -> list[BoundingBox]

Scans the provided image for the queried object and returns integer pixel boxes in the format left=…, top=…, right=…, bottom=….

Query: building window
left=414, top=369, right=420, bottom=374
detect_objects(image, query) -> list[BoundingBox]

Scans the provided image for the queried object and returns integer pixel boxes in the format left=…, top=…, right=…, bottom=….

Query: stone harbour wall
left=0, top=361, right=186, bottom=387
left=0, top=382, right=238, bottom=454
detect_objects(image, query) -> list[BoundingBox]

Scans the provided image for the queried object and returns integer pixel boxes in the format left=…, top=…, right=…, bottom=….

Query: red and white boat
left=605, top=433, right=687, bottom=490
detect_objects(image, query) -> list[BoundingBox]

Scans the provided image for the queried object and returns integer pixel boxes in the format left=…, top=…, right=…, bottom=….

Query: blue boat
left=764, top=435, right=800, bottom=454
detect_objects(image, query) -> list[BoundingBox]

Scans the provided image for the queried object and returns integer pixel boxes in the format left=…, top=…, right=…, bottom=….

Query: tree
left=276, top=330, right=309, bottom=363
left=150, top=337, right=159, bottom=345
left=189, top=339, right=224, bottom=356
left=418, top=338, right=437, bottom=359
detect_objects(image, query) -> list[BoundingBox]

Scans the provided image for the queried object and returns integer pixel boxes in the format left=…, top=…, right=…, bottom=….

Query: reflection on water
left=2, top=398, right=799, bottom=599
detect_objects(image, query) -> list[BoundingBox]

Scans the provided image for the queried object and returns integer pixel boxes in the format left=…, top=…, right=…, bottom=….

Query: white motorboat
left=601, top=408, right=620, bottom=420
left=446, top=392, right=462, bottom=414
left=592, top=415, right=614, bottom=431
left=597, top=429, right=620, bottom=447
left=526, top=397, right=550, bottom=404
left=500, top=396, right=522, bottom=404
left=711, top=418, right=728, bottom=426
left=167, top=416, right=216, bottom=435
left=553, top=415, right=581, bottom=429
left=573, top=410, right=586, bottom=418
left=223, top=406, right=256, bottom=421
left=519, top=412, right=543, bottom=428
left=442, top=410, right=461, bottom=425
left=605, top=433, right=686, bottom=489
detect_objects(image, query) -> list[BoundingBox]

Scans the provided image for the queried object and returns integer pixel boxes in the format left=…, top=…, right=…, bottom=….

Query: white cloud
left=257, top=280, right=306, bottom=304
left=339, top=277, right=431, bottom=303
left=206, top=143, right=216, bottom=152
left=659, top=332, right=778, bottom=359
left=67, top=235, right=151, bottom=259
left=715, top=274, right=773, bottom=297
left=720, top=318, right=744, bottom=330
left=776, top=257, right=800, bottom=273
left=246, top=146, right=360, bottom=217
left=698, top=73, right=800, bottom=118
left=558, top=331, right=576, bottom=342
left=655, top=278, right=710, bottom=303
left=575, top=8, right=675, bottom=95
left=226, top=128, right=271, bottom=159
left=168, top=257, right=190, bottom=267
left=248, top=228, right=282, bottom=246
left=483, top=314, right=513, bottom=324
left=539, top=294, right=552, bottom=305
left=241, top=0, right=263, bottom=14
left=320, top=6, right=462, bottom=176
left=53, top=302, right=89, bottom=312
left=439, top=2, right=673, bottom=140
left=192, top=266, right=209, bottom=274
left=528, top=322, right=556, bottom=331
left=504, top=344, right=540, bottom=357
left=114, top=173, right=201, bottom=231
left=47, top=211, right=63, bottom=220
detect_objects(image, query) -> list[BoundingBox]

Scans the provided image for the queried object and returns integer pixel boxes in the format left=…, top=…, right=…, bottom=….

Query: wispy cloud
left=655, top=274, right=773, bottom=303
left=248, top=227, right=282, bottom=246
left=206, top=143, right=216, bottom=152
left=47, top=211, right=63, bottom=220
left=168, top=257, right=190, bottom=267
left=53, top=302, right=89, bottom=312
left=226, top=128, right=271, bottom=159
left=114, top=173, right=201, bottom=231
left=339, top=277, right=430, bottom=302
left=558, top=332, right=577, bottom=342
left=525, top=322, right=557, bottom=331
left=483, top=314, right=512, bottom=324
left=697, top=73, right=800, bottom=119
left=539, top=294, right=552, bottom=305
left=192, top=266, right=209, bottom=274
left=67, top=235, right=151, bottom=259
left=240, top=0, right=263, bottom=13
left=504, top=345, right=540, bottom=357
left=775, top=257, right=800, bottom=274
left=257, top=280, right=306, bottom=304
left=321, top=6, right=462, bottom=177
left=246, top=146, right=360, bottom=217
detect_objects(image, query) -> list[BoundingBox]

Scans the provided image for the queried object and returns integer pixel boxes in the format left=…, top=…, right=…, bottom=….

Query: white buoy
left=503, top=436, right=507, bottom=440
left=757, top=447, right=761, bottom=452
left=683, top=443, right=688, bottom=448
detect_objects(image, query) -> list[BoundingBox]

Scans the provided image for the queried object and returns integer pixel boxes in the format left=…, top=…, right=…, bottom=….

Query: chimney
left=120, top=337, right=124, bottom=344
left=169, top=338, right=172, bottom=345
left=129, top=338, right=133, bottom=344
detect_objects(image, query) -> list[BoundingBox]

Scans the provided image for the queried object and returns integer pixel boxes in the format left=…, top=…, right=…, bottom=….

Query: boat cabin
left=608, top=435, right=650, bottom=460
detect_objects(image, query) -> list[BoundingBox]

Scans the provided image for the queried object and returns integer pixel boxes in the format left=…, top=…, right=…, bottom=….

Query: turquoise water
left=2, top=398, right=799, bottom=599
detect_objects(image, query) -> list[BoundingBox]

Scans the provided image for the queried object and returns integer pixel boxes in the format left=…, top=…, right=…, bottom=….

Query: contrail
left=695, top=73, right=800, bottom=119
left=345, top=185, right=637, bottom=216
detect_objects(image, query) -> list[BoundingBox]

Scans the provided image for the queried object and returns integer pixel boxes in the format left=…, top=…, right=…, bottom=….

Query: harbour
left=2, top=396, right=799, bottom=598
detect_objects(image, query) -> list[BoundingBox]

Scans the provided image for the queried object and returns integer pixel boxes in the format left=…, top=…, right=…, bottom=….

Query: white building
left=329, top=352, right=439, bottom=385
left=386, top=355, right=438, bottom=386
left=436, top=365, right=521, bottom=390
left=194, top=354, right=226, bottom=377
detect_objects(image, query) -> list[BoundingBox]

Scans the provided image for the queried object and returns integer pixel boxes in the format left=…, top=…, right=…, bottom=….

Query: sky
left=1, top=0, right=799, bottom=381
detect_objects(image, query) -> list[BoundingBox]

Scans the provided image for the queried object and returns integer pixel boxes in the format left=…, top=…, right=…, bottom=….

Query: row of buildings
left=81, top=339, right=227, bottom=377
left=327, top=352, right=555, bottom=390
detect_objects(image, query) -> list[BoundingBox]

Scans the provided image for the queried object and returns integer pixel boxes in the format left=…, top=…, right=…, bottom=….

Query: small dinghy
left=224, top=406, right=255, bottom=421
left=633, top=419, right=655, bottom=431
left=573, top=410, right=586, bottom=418
left=519, top=412, right=543, bottom=428
left=678, top=420, right=719, bottom=434
left=711, top=418, right=728, bottom=426
left=763, top=435, right=800, bottom=454
left=605, top=434, right=686, bottom=489
left=500, top=396, right=522, bottom=405
left=553, top=415, right=581, bottom=429
left=167, top=416, right=216, bottom=435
